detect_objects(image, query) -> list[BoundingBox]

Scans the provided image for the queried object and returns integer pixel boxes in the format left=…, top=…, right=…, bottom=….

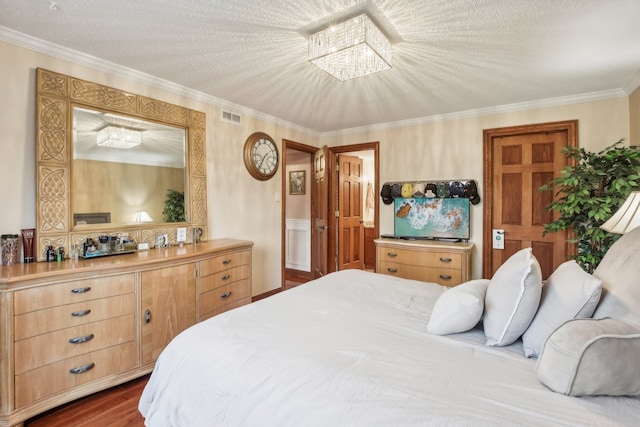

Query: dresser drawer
left=377, top=247, right=462, bottom=269
left=199, top=279, right=250, bottom=318
left=199, top=250, right=251, bottom=277
left=199, top=265, right=250, bottom=294
left=14, top=341, right=136, bottom=408
left=14, top=293, right=134, bottom=341
left=378, top=262, right=462, bottom=286
left=199, top=299, right=249, bottom=322
left=14, top=274, right=135, bottom=314
left=15, top=314, right=134, bottom=375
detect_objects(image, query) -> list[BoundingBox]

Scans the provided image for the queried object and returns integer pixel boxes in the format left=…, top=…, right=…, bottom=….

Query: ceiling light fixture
left=96, top=125, right=142, bottom=149
left=308, top=14, right=392, bottom=81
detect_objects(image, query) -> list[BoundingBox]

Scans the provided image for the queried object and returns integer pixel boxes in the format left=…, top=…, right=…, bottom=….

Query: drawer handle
left=69, top=362, right=95, bottom=375
left=71, top=287, right=91, bottom=294
left=387, top=268, right=398, bottom=273
left=222, top=259, right=231, bottom=265
left=220, top=291, right=232, bottom=299
left=439, top=257, right=452, bottom=263
left=439, top=274, right=452, bottom=280
left=71, top=309, right=92, bottom=317
left=222, top=274, right=231, bottom=280
left=387, top=252, right=397, bottom=258
left=68, top=333, right=95, bottom=344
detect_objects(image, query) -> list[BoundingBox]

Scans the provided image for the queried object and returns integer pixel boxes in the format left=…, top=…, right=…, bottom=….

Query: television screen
left=393, top=197, right=470, bottom=240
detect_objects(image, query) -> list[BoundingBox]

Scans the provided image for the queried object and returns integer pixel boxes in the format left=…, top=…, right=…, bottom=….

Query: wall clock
left=243, top=132, right=279, bottom=181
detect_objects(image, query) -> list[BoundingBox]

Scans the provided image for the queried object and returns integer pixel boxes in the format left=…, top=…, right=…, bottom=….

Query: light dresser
left=0, top=238, right=252, bottom=427
left=375, top=238, right=473, bottom=287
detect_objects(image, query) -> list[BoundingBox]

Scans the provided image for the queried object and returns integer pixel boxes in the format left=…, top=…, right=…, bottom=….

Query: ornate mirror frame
left=35, top=68, right=208, bottom=261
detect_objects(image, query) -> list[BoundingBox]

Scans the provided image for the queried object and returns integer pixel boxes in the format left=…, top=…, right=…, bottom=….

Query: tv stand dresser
left=375, top=238, right=473, bottom=287
left=0, top=238, right=252, bottom=427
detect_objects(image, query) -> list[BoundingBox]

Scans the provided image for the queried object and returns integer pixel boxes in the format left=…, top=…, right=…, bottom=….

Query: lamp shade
left=600, top=191, right=640, bottom=234
left=134, top=211, right=153, bottom=223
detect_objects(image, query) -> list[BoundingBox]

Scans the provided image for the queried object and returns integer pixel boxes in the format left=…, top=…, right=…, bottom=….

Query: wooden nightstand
left=375, top=238, right=473, bottom=286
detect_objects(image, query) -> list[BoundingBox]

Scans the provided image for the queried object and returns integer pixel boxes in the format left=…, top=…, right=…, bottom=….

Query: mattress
left=139, top=269, right=640, bottom=426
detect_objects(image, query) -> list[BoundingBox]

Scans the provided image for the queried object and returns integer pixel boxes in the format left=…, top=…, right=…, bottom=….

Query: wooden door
left=337, top=154, right=364, bottom=270
left=483, top=121, right=577, bottom=279
left=141, top=263, right=196, bottom=364
left=312, top=146, right=331, bottom=279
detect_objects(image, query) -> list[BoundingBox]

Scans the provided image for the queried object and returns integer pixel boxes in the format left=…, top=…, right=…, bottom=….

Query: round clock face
left=243, top=132, right=279, bottom=180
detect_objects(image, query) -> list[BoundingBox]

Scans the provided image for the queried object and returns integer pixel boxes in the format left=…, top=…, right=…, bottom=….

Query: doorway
left=281, top=140, right=379, bottom=289
left=482, top=120, right=577, bottom=279
left=282, top=140, right=316, bottom=289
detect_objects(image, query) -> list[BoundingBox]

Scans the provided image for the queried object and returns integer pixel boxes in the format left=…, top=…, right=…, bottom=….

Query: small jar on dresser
left=375, top=238, right=473, bottom=287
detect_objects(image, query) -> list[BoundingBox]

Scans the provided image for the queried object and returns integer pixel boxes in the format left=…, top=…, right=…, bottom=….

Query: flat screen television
left=393, top=197, right=470, bottom=241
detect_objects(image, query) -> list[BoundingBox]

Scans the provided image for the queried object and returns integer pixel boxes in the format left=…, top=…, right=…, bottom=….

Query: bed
left=139, top=229, right=640, bottom=426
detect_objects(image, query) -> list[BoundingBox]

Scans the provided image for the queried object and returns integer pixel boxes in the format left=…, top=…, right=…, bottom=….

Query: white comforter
left=139, top=270, right=640, bottom=426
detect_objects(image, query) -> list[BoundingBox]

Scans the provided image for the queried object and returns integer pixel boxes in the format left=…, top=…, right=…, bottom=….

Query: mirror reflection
left=72, top=107, right=186, bottom=227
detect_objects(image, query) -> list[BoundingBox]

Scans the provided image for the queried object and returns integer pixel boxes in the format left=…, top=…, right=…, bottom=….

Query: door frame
left=281, top=140, right=380, bottom=289
left=281, top=139, right=317, bottom=289
left=328, top=142, right=380, bottom=273
left=482, top=120, right=578, bottom=278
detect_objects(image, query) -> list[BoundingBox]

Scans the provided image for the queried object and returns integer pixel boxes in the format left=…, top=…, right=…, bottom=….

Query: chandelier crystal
left=96, top=125, right=142, bottom=149
left=309, top=14, right=392, bottom=81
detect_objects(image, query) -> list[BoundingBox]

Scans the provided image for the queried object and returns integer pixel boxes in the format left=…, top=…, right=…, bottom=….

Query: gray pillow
left=484, top=247, right=542, bottom=346
left=592, top=226, right=640, bottom=326
left=522, top=261, right=602, bottom=357
left=537, top=318, right=640, bottom=396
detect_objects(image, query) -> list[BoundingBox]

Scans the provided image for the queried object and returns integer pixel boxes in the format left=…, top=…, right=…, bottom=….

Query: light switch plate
left=177, top=227, right=187, bottom=242
left=492, top=229, right=505, bottom=250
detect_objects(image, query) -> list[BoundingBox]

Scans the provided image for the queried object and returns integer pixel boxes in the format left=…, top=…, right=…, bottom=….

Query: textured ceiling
left=1, top=0, right=640, bottom=133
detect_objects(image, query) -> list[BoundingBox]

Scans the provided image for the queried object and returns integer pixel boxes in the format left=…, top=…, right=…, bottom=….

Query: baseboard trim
left=252, top=288, right=281, bottom=302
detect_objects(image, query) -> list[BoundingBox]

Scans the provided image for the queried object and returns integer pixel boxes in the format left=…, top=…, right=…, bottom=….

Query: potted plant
left=540, top=139, right=640, bottom=273
left=162, top=189, right=185, bottom=222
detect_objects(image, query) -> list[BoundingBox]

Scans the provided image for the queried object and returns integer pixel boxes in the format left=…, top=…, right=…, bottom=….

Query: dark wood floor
left=284, top=268, right=310, bottom=290
left=25, top=375, right=149, bottom=427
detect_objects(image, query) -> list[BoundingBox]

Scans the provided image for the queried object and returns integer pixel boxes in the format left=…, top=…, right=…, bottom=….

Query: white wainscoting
left=285, top=218, right=311, bottom=272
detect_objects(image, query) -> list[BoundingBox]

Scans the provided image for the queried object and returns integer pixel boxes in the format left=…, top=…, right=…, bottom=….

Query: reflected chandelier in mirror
left=72, top=106, right=186, bottom=226
left=35, top=68, right=208, bottom=261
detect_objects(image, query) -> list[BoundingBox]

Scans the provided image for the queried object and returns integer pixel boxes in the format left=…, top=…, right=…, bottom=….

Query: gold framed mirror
left=35, top=68, right=208, bottom=261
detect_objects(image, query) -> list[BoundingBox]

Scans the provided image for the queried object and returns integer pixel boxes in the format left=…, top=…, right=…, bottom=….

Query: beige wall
left=285, top=151, right=311, bottom=220
left=0, top=40, right=317, bottom=296
left=630, top=86, right=640, bottom=145
left=322, top=97, right=631, bottom=278
left=73, top=160, right=184, bottom=224
left=0, top=39, right=634, bottom=293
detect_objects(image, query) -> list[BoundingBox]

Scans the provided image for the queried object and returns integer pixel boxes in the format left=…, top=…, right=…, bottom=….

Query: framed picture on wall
left=289, top=170, right=306, bottom=195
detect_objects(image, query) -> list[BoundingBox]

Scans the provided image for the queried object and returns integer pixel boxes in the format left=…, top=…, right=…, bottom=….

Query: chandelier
left=96, top=125, right=142, bottom=149
left=308, top=14, right=392, bottom=81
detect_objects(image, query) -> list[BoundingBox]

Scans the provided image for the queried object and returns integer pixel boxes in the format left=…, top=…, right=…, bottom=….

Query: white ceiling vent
left=222, top=110, right=241, bottom=125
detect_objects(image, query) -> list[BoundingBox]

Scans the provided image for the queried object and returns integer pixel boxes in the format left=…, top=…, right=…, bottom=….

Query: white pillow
left=427, top=279, right=490, bottom=335
left=522, top=261, right=602, bottom=357
left=484, top=247, right=542, bottom=346
left=537, top=318, right=640, bottom=396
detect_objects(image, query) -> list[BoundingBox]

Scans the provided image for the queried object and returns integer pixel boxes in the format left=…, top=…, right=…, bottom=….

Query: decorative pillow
left=427, top=279, right=490, bottom=335
left=592, top=226, right=640, bottom=327
left=536, top=318, right=640, bottom=396
left=484, top=247, right=542, bottom=346
left=522, top=261, right=602, bottom=357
